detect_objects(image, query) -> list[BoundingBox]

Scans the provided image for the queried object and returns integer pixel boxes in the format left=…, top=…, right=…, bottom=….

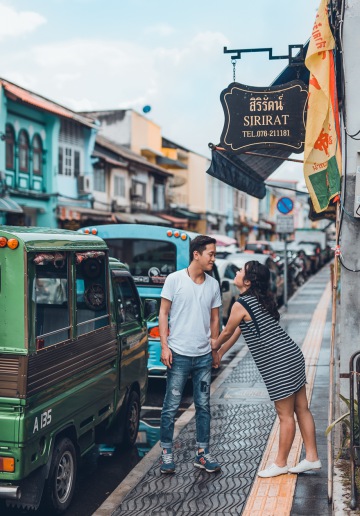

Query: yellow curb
left=242, top=281, right=331, bottom=516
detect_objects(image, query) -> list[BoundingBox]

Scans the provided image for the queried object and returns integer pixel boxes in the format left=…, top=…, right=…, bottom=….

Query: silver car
left=215, top=258, right=240, bottom=323
left=226, top=253, right=284, bottom=307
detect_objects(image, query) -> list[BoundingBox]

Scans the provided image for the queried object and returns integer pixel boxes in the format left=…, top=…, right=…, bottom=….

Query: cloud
left=0, top=31, right=236, bottom=155
left=0, top=3, right=46, bottom=40
left=145, top=23, right=176, bottom=37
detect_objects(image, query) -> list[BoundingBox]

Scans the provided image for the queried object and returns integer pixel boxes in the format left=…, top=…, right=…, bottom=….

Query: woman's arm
left=218, top=327, right=241, bottom=359
left=211, top=302, right=247, bottom=351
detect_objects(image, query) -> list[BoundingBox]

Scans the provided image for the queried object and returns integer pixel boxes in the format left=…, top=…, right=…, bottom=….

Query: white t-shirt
left=161, top=269, right=222, bottom=357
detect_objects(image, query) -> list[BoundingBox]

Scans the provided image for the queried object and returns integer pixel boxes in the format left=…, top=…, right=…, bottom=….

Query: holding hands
left=211, top=338, right=221, bottom=368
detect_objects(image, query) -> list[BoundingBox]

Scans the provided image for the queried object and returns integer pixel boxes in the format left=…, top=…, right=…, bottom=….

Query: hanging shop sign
left=220, top=80, right=308, bottom=154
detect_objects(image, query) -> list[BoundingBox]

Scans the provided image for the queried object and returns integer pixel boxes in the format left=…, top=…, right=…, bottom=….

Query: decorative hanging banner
left=303, top=0, right=342, bottom=214
left=220, top=80, right=308, bottom=154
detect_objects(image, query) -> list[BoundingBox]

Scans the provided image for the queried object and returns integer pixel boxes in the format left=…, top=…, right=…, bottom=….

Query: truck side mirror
left=221, top=280, right=230, bottom=293
left=143, top=299, right=158, bottom=320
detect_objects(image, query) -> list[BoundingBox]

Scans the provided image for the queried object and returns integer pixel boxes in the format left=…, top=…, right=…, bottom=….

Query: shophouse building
left=0, top=78, right=100, bottom=229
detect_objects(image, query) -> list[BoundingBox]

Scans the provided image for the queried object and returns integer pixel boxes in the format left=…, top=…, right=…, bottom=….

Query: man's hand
left=161, top=347, right=173, bottom=369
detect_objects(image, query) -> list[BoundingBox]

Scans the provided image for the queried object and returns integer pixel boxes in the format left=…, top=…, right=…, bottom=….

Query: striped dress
left=238, top=295, right=306, bottom=402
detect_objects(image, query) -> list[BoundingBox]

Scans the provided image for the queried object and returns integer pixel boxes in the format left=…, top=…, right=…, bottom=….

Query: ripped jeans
left=160, top=350, right=212, bottom=450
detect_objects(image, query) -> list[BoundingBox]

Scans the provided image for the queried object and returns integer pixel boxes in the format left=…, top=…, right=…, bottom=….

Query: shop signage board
left=276, top=214, right=294, bottom=234
left=220, top=80, right=308, bottom=154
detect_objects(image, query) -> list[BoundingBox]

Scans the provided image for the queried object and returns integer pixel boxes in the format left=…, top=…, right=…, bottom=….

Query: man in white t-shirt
left=159, top=235, right=222, bottom=474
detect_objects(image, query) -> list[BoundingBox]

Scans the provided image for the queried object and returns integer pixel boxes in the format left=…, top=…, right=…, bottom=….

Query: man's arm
left=210, top=306, right=220, bottom=340
left=159, top=297, right=173, bottom=369
left=210, top=306, right=220, bottom=366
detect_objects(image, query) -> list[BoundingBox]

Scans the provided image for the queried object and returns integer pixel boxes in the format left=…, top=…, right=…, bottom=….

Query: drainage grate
left=116, top=403, right=276, bottom=516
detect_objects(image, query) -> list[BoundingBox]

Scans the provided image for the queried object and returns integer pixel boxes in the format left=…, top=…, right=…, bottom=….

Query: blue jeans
left=160, top=350, right=212, bottom=450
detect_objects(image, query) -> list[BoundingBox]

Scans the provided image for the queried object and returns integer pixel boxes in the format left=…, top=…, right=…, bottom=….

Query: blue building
left=0, top=79, right=99, bottom=228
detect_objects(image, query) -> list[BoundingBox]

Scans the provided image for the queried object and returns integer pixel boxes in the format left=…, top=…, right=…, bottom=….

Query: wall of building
left=187, top=152, right=208, bottom=212
left=131, top=111, right=162, bottom=156
left=97, top=110, right=131, bottom=147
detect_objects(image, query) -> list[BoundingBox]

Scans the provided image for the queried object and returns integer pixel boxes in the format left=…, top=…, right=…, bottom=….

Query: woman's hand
left=212, top=349, right=221, bottom=368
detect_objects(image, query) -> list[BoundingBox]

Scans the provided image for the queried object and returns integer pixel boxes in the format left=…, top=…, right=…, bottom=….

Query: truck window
left=113, top=275, right=142, bottom=323
left=105, top=238, right=176, bottom=286
left=32, top=252, right=70, bottom=349
left=75, top=254, right=109, bottom=335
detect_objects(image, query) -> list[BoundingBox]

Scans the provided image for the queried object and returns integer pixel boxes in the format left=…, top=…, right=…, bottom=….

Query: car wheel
left=44, top=437, right=77, bottom=513
left=123, top=391, right=140, bottom=446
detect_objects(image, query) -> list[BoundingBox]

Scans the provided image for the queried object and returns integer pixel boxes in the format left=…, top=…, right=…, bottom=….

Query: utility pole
left=337, top=1, right=360, bottom=399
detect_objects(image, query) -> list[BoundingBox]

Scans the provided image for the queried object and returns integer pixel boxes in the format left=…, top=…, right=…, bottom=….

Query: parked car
left=215, top=258, right=240, bottom=323
left=244, top=240, right=274, bottom=255
left=215, top=244, right=242, bottom=259
left=227, top=252, right=284, bottom=306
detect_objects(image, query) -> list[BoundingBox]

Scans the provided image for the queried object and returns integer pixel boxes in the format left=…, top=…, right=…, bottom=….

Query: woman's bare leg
left=294, top=385, right=319, bottom=461
left=274, top=393, right=296, bottom=467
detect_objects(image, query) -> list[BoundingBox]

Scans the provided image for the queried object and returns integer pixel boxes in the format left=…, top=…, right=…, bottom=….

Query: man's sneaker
left=160, top=448, right=175, bottom=474
left=194, top=448, right=221, bottom=473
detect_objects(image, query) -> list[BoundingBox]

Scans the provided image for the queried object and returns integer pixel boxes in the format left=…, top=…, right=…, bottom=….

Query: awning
left=159, top=213, right=188, bottom=228
left=57, top=206, right=114, bottom=222
left=92, top=150, right=127, bottom=168
left=0, top=196, right=23, bottom=213
left=173, top=208, right=201, bottom=220
left=210, top=234, right=237, bottom=246
left=156, top=156, right=187, bottom=169
left=206, top=214, right=218, bottom=225
left=258, top=220, right=273, bottom=230
left=207, top=148, right=267, bottom=199
left=115, top=212, right=171, bottom=226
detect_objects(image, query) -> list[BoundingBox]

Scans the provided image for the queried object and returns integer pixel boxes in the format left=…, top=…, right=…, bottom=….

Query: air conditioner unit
left=130, top=182, right=145, bottom=198
left=77, top=175, right=92, bottom=193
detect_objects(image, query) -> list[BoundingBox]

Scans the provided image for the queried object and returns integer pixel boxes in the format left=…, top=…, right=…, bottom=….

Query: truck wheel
left=44, top=437, right=77, bottom=513
left=124, top=391, right=140, bottom=446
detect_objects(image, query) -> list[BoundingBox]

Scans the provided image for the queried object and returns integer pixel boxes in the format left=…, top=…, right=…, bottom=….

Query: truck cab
left=0, top=227, right=149, bottom=513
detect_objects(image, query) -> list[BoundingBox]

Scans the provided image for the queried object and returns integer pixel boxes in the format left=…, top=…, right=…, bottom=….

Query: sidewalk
left=94, top=266, right=332, bottom=516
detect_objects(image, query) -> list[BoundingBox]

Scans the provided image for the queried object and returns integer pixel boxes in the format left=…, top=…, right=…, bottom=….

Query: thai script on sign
left=249, top=95, right=284, bottom=112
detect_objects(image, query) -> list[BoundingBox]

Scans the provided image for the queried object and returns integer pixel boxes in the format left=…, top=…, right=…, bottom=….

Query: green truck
left=0, top=227, right=152, bottom=512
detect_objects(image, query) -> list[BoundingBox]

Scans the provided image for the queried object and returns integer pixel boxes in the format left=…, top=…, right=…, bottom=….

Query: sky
left=0, top=0, right=320, bottom=183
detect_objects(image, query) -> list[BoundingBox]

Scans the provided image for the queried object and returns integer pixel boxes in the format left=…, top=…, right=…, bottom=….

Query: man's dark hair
left=189, top=235, right=216, bottom=262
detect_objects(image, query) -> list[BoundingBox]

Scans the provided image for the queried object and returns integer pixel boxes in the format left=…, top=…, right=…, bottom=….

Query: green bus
left=0, top=227, right=151, bottom=513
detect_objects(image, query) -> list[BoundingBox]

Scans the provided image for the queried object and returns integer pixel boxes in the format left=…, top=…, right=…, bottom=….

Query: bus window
left=32, top=253, right=70, bottom=349
left=113, top=274, right=141, bottom=323
left=75, top=254, right=109, bottom=336
left=105, top=239, right=176, bottom=286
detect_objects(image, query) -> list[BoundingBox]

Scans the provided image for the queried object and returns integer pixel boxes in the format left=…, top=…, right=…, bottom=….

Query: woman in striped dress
left=211, top=260, right=321, bottom=478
